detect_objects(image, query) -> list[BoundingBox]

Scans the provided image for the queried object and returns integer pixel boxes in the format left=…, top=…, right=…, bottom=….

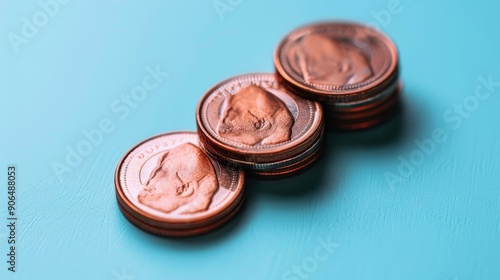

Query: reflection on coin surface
left=196, top=73, right=323, bottom=165
left=275, top=21, right=399, bottom=103
left=114, top=132, right=245, bottom=237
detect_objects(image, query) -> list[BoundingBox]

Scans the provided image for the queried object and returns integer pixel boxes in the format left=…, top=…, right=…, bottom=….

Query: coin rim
left=274, top=21, right=399, bottom=101
left=196, top=73, right=323, bottom=162
left=114, top=131, right=245, bottom=227
left=117, top=193, right=245, bottom=237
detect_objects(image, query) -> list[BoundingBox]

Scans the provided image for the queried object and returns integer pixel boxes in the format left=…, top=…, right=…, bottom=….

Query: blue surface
left=1, top=0, right=500, bottom=279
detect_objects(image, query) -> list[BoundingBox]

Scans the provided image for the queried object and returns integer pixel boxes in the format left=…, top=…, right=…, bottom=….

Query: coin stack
left=196, top=73, right=324, bottom=178
left=115, top=132, right=245, bottom=237
left=114, top=21, right=401, bottom=237
left=274, top=22, right=401, bottom=130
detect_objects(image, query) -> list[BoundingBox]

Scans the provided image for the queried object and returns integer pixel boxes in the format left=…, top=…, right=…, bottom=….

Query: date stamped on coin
left=5, top=166, right=17, bottom=272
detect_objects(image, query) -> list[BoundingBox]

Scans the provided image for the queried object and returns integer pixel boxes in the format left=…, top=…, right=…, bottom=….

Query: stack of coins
left=196, top=73, right=324, bottom=178
left=274, top=21, right=401, bottom=130
left=114, top=21, right=402, bottom=237
left=115, top=132, right=245, bottom=237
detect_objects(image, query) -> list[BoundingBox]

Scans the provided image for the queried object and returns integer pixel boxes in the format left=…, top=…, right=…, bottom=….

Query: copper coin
left=117, top=192, right=245, bottom=237
left=326, top=77, right=400, bottom=112
left=196, top=73, right=323, bottom=167
left=114, top=132, right=245, bottom=237
left=210, top=126, right=325, bottom=179
left=251, top=134, right=326, bottom=178
left=274, top=21, right=399, bottom=103
left=328, top=97, right=401, bottom=130
left=326, top=83, right=401, bottom=120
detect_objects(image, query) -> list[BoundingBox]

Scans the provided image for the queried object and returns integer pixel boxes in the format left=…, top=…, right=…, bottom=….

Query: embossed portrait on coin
left=138, top=143, right=218, bottom=214
left=217, top=85, right=294, bottom=146
left=289, top=34, right=373, bottom=86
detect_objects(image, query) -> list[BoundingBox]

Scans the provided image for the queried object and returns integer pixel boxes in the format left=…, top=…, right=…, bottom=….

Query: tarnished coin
left=274, top=21, right=399, bottom=103
left=114, top=132, right=245, bottom=237
left=196, top=73, right=324, bottom=177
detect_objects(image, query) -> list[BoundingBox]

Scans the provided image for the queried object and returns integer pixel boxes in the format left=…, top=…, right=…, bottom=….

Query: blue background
left=1, top=0, right=500, bottom=279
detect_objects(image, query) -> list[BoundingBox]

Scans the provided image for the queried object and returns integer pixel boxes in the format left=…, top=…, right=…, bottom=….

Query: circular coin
left=274, top=21, right=399, bottom=103
left=196, top=73, right=323, bottom=173
left=114, top=132, right=245, bottom=237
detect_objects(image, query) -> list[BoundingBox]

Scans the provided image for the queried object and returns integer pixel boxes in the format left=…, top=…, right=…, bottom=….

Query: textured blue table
left=1, top=0, right=500, bottom=279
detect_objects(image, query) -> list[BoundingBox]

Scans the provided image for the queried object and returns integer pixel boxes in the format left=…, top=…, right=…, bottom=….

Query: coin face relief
left=217, top=84, right=294, bottom=146
left=287, top=33, right=374, bottom=87
left=137, top=143, right=218, bottom=215
left=197, top=73, right=323, bottom=164
left=115, top=132, right=245, bottom=235
left=275, top=21, right=399, bottom=100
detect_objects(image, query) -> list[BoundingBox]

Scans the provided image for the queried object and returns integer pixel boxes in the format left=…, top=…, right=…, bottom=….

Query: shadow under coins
left=328, top=94, right=422, bottom=148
